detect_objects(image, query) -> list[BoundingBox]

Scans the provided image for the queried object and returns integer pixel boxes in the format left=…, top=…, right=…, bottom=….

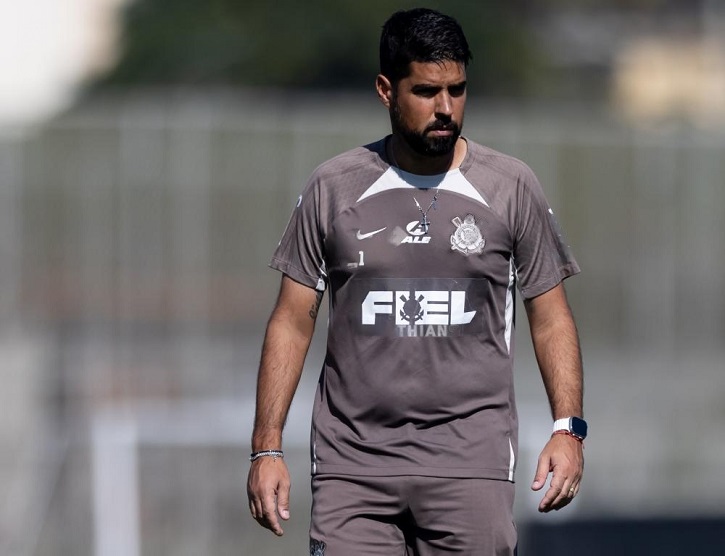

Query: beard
left=391, top=101, right=462, bottom=157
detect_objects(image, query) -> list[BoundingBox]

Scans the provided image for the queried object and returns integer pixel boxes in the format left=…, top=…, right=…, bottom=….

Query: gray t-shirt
left=271, top=137, right=579, bottom=481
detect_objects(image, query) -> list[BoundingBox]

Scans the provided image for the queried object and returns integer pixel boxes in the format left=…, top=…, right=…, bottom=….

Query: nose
left=434, top=91, right=453, bottom=118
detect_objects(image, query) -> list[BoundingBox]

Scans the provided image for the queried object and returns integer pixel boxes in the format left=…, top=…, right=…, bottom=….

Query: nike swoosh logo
left=356, top=227, right=387, bottom=240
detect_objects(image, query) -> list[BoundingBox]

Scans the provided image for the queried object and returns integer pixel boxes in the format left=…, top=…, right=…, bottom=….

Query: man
left=247, top=8, right=585, bottom=555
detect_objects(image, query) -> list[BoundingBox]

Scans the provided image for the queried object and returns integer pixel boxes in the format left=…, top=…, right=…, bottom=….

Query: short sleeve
left=513, top=166, right=580, bottom=299
left=269, top=177, right=327, bottom=291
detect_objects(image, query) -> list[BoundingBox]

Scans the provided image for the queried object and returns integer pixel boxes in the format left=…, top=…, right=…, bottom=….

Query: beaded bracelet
left=552, top=430, right=584, bottom=444
left=250, top=450, right=284, bottom=462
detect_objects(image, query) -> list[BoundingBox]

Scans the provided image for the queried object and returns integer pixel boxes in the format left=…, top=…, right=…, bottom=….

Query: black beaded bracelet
left=250, top=450, right=284, bottom=462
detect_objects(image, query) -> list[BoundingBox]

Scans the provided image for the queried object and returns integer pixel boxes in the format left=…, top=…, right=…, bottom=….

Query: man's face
left=389, top=60, right=467, bottom=157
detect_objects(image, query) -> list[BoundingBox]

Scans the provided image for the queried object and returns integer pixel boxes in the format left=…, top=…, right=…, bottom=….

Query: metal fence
left=1, top=89, right=725, bottom=555
left=5, top=90, right=725, bottom=342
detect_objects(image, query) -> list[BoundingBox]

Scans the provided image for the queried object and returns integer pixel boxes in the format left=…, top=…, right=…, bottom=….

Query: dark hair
left=380, top=8, right=472, bottom=83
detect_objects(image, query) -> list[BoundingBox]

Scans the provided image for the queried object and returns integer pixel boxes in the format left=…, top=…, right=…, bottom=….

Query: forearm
left=252, top=321, right=309, bottom=450
left=252, top=278, right=321, bottom=451
left=526, top=285, right=583, bottom=419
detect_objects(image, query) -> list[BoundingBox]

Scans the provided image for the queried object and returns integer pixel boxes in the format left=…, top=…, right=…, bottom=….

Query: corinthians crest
left=450, top=214, right=485, bottom=256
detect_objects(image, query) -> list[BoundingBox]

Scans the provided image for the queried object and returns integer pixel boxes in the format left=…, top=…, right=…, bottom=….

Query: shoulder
left=460, top=140, right=548, bottom=224
left=300, top=138, right=389, bottom=218
left=463, top=140, right=539, bottom=184
left=310, top=139, right=387, bottom=184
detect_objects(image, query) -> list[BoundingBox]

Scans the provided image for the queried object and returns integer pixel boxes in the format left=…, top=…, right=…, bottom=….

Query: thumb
left=531, top=455, right=551, bottom=491
left=277, top=483, right=291, bottom=521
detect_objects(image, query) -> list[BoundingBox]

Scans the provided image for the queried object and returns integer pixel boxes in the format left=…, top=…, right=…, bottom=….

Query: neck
left=388, top=135, right=466, bottom=175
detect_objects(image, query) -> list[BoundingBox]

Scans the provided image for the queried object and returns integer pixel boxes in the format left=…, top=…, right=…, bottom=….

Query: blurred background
left=1, top=0, right=724, bottom=554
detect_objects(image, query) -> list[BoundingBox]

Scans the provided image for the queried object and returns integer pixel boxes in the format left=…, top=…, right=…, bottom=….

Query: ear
left=376, top=74, right=393, bottom=108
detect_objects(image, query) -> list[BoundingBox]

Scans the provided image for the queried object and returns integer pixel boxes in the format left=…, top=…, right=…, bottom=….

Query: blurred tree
left=94, top=0, right=543, bottom=97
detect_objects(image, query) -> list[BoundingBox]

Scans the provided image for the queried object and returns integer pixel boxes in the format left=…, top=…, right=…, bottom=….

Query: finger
left=538, top=473, right=571, bottom=512
left=248, top=491, right=263, bottom=520
left=554, top=484, right=574, bottom=508
left=566, top=482, right=581, bottom=501
left=277, top=480, right=291, bottom=521
left=567, top=483, right=578, bottom=498
left=538, top=483, right=561, bottom=512
left=531, top=455, right=551, bottom=491
left=548, top=481, right=580, bottom=512
left=553, top=477, right=577, bottom=506
left=253, top=499, right=268, bottom=526
left=262, top=494, right=284, bottom=536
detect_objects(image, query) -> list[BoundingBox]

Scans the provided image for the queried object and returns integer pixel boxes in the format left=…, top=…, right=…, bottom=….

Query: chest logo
left=451, top=214, right=485, bottom=256
left=401, top=221, right=431, bottom=244
left=356, top=227, right=387, bottom=240
left=362, top=290, right=476, bottom=327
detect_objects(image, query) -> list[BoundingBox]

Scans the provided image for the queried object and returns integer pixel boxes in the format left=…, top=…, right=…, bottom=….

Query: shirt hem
left=312, top=463, right=514, bottom=482
left=269, top=258, right=321, bottom=290
left=520, top=263, right=581, bottom=300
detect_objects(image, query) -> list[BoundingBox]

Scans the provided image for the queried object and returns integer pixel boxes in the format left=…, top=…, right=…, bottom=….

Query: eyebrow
left=411, top=80, right=467, bottom=93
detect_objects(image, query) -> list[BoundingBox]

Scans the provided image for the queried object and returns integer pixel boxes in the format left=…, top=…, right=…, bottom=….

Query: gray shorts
left=309, top=474, right=517, bottom=556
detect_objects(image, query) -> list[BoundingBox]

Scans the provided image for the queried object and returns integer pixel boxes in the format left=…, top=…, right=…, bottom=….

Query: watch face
left=571, top=417, right=588, bottom=439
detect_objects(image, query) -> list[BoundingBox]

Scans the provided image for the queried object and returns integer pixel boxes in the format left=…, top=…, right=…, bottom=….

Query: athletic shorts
left=309, top=474, right=517, bottom=556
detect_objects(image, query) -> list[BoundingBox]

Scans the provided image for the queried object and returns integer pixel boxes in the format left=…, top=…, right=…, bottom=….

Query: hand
left=531, top=434, right=584, bottom=512
left=247, top=456, right=291, bottom=536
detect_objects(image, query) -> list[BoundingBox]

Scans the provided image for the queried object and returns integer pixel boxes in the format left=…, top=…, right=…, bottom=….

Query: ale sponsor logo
left=402, top=221, right=431, bottom=244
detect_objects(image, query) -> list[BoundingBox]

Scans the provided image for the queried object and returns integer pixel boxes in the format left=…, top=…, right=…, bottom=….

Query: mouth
left=426, top=123, right=458, bottom=136
left=427, top=128, right=457, bottom=139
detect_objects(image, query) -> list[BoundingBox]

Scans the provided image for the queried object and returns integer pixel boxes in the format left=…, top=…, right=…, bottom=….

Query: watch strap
left=553, top=416, right=587, bottom=440
left=552, top=418, right=571, bottom=432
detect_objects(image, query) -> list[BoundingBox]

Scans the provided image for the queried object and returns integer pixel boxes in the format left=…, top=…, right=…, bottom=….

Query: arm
left=247, top=275, right=323, bottom=535
left=524, top=283, right=584, bottom=512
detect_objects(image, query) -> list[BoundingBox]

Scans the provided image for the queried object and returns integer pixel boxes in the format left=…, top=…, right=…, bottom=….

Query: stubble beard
left=391, top=101, right=463, bottom=158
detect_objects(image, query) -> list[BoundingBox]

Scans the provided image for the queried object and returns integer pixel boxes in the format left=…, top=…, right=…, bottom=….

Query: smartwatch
left=553, top=416, right=588, bottom=441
